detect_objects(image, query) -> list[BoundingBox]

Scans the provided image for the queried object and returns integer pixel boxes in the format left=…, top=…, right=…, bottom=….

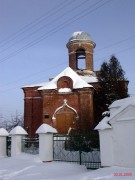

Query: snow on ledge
left=9, top=126, right=28, bottom=135
left=58, top=88, right=72, bottom=93
left=94, top=117, right=112, bottom=130
left=36, top=124, right=57, bottom=134
left=0, top=128, right=9, bottom=136
left=80, top=76, right=98, bottom=83
left=22, top=82, right=49, bottom=88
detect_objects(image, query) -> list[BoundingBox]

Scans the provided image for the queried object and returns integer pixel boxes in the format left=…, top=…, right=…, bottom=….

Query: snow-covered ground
left=0, top=154, right=134, bottom=180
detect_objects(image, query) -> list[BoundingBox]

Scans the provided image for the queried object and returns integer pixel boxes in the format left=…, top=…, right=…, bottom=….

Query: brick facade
left=23, top=85, right=94, bottom=137
left=23, top=87, right=43, bottom=136
left=22, top=32, right=99, bottom=137
left=67, top=40, right=95, bottom=71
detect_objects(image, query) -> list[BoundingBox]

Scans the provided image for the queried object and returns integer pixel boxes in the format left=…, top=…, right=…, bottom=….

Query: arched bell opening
left=76, top=49, right=86, bottom=70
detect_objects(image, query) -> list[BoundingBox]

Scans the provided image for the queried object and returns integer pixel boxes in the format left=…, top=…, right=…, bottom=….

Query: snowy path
left=0, top=154, right=135, bottom=180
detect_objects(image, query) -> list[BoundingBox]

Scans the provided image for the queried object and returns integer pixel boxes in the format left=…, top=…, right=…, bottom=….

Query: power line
left=0, top=0, right=112, bottom=63
left=0, top=62, right=67, bottom=88
left=0, top=63, right=67, bottom=93
left=0, top=0, right=115, bottom=91
left=96, top=35, right=135, bottom=52
left=0, top=0, right=73, bottom=47
left=1, top=41, right=135, bottom=92
left=95, top=45, right=135, bottom=62
left=0, top=0, right=89, bottom=54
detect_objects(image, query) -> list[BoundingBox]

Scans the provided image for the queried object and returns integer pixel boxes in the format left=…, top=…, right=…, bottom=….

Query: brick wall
left=67, top=41, right=95, bottom=71
left=23, top=87, right=95, bottom=136
left=22, top=87, right=43, bottom=137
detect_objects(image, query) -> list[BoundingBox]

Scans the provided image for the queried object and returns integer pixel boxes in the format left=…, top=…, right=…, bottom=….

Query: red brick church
left=22, top=31, right=100, bottom=137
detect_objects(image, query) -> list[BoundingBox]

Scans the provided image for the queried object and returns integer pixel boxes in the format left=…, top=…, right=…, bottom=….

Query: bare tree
left=0, top=112, right=24, bottom=132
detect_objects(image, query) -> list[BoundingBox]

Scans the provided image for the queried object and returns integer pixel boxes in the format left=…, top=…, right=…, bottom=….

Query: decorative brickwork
left=23, top=85, right=94, bottom=136
left=57, top=76, right=73, bottom=89
left=67, top=41, right=95, bottom=72
left=22, top=32, right=97, bottom=137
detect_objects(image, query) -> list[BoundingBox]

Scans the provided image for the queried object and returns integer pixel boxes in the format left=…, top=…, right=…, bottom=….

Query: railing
left=7, top=132, right=101, bottom=169
left=6, top=136, right=11, bottom=157
left=53, top=133, right=101, bottom=169
left=22, top=137, right=39, bottom=154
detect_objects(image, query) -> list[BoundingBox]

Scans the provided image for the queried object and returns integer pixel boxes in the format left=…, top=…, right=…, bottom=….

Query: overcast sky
left=0, top=0, right=135, bottom=119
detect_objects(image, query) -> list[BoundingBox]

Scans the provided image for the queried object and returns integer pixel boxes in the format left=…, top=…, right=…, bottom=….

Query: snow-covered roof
left=0, top=128, right=9, bottom=136
left=22, top=67, right=96, bottom=89
left=9, top=126, right=28, bottom=135
left=80, top=76, right=98, bottom=83
left=38, top=67, right=93, bottom=90
left=109, top=96, right=135, bottom=109
left=36, top=124, right=57, bottom=134
left=67, top=31, right=96, bottom=47
left=68, top=31, right=92, bottom=42
left=94, top=117, right=112, bottom=130
left=22, top=82, right=49, bottom=88
left=95, top=97, right=135, bottom=130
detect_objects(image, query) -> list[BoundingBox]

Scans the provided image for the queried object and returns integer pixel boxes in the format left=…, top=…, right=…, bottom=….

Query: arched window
left=76, top=49, right=86, bottom=69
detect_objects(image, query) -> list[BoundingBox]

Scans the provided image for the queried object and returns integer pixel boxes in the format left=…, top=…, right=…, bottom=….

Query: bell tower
left=66, top=31, right=96, bottom=74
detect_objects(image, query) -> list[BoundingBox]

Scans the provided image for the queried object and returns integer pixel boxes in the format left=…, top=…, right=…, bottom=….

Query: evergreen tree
left=94, top=55, right=129, bottom=123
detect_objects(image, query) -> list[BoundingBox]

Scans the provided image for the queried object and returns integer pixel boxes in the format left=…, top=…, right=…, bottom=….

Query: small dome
left=67, top=31, right=96, bottom=48
left=68, top=31, right=92, bottom=42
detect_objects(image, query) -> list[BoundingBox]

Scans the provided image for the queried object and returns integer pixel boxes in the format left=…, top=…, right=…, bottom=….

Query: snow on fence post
left=9, top=126, right=28, bottom=157
left=36, top=124, right=57, bottom=162
left=0, top=128, right=9, bottom=158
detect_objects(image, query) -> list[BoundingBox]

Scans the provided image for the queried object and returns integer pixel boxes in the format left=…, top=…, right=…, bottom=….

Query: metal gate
left=22, top=137, right=39, bottom=154
left=53, top=132, right=101, bottom=169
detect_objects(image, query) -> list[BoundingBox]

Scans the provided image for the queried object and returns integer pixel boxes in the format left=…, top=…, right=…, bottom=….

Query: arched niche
left=57, top=76, right=73, bottom=89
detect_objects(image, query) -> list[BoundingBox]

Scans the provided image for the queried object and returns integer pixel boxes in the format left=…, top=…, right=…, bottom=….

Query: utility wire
left=96, top=35, right=135, bottom=52
left=0, top=0, right=112, bottom=63
left=95, top=45, right=135, bottom=62
left=1, top=42, right=135, bottom=92
left=0, top=0, right=89, bottom=54
left=0, top=62, right=66, bottom=87
left=0, top=64, right=66, bottom=93
left=0, top=0, right=73, bottom=47
left=2, top=0, right=134, bottom=90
